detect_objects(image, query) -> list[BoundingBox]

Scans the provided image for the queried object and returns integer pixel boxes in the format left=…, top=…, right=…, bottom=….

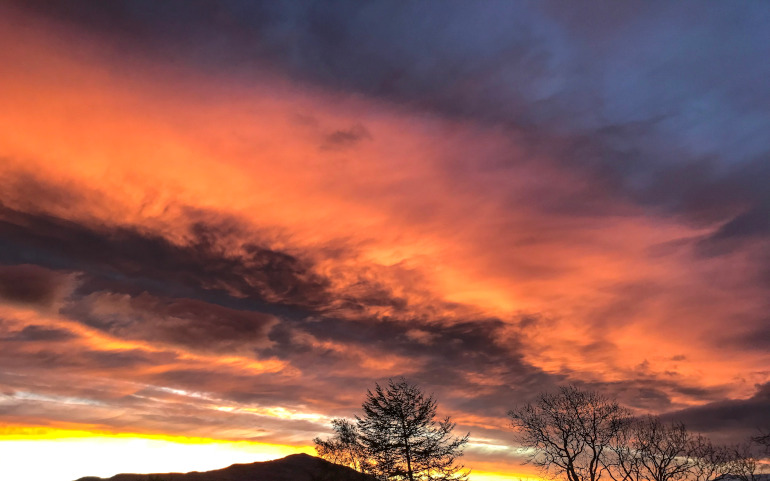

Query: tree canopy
left=509, top=385, right=629, bottom=481
left=315, top=378, right=470, bottom=481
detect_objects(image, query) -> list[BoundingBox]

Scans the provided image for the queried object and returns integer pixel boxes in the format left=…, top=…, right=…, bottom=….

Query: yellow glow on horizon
left=0, top=425, right=313, bottom=481
left=0, top=426, right=542, bottom=481
left=472, top=472, right=543, bottom=481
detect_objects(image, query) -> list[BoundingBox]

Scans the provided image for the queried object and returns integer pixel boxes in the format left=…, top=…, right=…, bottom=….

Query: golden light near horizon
left=0, top=426, right=540, bottom=481
left=0, top=427, right=313, bottom=481
left=471, top=473, right=543, bottom=481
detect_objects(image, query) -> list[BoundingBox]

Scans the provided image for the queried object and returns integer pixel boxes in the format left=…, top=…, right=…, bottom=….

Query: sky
left=1, top=1, right=769, bottom=480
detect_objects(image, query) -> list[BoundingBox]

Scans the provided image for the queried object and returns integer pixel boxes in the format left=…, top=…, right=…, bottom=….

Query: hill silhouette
left=74, top=453, right=374, bottom=481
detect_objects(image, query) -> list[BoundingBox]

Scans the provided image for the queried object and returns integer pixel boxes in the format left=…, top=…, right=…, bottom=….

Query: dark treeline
left=509, top=386, right=769, bottom=481
left=316, top=381, right=769, bottom=481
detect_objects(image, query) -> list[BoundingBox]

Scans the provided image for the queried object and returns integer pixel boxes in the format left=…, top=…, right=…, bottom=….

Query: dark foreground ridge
left=74, top=453, right=374, bottom=481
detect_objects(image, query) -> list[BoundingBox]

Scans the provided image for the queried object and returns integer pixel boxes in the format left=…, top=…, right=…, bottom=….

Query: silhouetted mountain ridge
left=74, top=453, right=374, bottom=481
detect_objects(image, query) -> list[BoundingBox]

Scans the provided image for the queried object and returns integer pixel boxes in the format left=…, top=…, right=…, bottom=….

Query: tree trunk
left=400, top=413, right=414, bottom=481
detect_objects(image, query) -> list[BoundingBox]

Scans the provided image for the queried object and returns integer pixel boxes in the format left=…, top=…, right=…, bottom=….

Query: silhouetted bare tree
left=607, top=415, right=642, bottom=481
left=624, top=417, right=691, bottom=481
left=314, top=418, right=370, bottom=474
left=509, top=385, right=630, bottom=481
left=728, top=442, right=763, bottom=481
left=510, top=385, right=768, bottom=481
left=686, top=434, right=732, bottom=481
left=315, top=378, right=470, bottom=481
left=609, top=417, right=736, bottom=481
left=752, top=431, right=770, bottom=455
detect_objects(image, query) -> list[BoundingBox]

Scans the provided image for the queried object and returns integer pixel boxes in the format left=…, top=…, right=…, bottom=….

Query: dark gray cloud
left=62, top=293, right=278, bottom=353
left=81, top=349, right=158, bottom=370
left=729, top=320, right=770, bottom=352
left=0, top=264, right=66, bottom=307
left=321, top=124, right=371, bottom=150
left=661, top=383, right=770, bottom=444
left=591, top=379, right=728, bottom=415
left=1, top=324, right=76, bottom=342
left=262, top=313, right=562, bottom=421
left=0, top=200, right=329, bottom=310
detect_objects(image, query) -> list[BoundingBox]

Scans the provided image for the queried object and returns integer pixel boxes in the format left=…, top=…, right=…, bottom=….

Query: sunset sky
left=1, top=2, right=769, bottom=480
